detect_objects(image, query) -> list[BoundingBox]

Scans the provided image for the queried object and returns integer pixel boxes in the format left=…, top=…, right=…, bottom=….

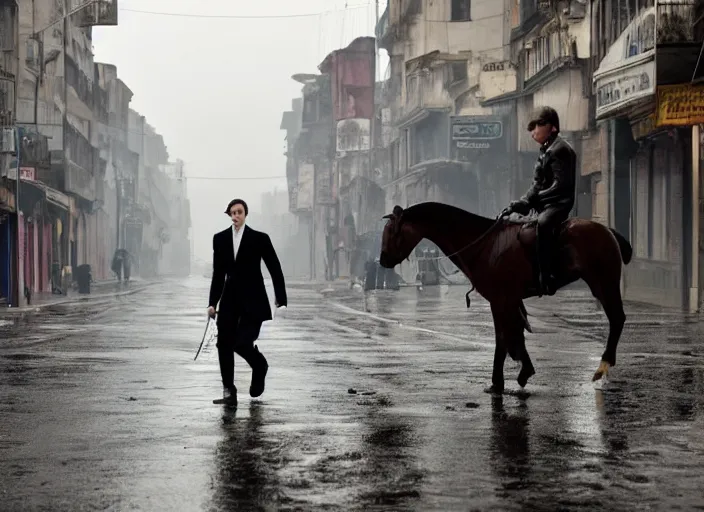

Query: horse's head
left=379, top=205, right=422, bottom=268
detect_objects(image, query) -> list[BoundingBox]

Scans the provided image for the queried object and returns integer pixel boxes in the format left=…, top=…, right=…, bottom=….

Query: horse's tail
left=609, top=228, right=633, bottom=265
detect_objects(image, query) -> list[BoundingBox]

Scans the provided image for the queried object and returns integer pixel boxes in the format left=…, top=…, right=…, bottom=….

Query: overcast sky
left=91, top=0, right=387, bottom=262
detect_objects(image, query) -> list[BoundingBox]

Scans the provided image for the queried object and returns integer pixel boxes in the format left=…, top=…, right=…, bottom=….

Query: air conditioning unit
left=0, top=128, right=16, bottom=154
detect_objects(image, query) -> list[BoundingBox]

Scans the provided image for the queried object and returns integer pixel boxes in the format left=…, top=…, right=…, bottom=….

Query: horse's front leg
left=484, top=344, right=507, bottom=394
left=488, top=302, right=535, bottom=393
left=485, top=303, right=508, bottom=394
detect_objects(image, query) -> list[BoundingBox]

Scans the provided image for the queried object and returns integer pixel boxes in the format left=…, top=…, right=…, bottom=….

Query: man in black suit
left=207, top=198, right=287, bottom=407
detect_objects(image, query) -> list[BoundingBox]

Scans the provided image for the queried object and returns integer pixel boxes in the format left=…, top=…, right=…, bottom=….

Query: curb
left=0, top=281, right=157, bottom=320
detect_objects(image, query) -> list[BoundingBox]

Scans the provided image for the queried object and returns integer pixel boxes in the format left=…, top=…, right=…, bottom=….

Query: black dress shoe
left=250, top=350, right=268, bottom=398
left=213, top=386, right=238, bottom=406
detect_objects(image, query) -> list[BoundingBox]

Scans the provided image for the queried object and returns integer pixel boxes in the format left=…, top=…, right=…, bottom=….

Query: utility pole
left=13, top=128, right=22, bottom=307
left=62, top=3, right=69, bottom=267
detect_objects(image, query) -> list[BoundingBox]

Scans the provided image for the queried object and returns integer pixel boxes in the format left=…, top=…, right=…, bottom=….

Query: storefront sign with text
left=656, top=84, right=704, bottom=126
left=450, top=116, right=506, bottom=159
left=6, top=167, right=36, bottom=181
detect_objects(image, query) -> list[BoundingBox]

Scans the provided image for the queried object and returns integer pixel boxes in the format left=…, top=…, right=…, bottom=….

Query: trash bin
left=76, top=264, right=92, bottom=294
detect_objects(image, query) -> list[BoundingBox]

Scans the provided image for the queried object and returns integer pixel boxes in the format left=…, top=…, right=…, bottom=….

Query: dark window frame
left=451, top=0, right=472, bottom=22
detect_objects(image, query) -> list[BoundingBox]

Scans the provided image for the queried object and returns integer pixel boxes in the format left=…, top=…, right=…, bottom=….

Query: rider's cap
left=527, top=106, right=560, bottom=132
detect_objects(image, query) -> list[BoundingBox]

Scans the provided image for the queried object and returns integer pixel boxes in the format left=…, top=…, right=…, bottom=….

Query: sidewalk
left=0, top=278, right=157, bottom=321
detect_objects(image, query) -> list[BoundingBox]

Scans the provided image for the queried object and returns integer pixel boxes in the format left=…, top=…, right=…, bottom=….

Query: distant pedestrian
left=207, top=198, right=287, bottom=407
left=111, top=249, right=132, bottom=284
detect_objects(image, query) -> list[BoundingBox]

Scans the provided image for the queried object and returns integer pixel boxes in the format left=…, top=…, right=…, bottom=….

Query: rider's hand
left=207, top=306, right=216, bottom=319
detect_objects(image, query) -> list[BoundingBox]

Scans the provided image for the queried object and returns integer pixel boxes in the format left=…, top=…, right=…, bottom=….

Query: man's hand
left=207, top=306, right=216, bottom=319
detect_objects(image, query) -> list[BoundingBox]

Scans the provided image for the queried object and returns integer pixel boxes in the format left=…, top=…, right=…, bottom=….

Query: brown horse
left=378, top=202, right=632, bottom=394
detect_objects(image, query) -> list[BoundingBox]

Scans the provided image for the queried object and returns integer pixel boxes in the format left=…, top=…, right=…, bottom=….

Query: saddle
left=502, top=213, right=568, bottom=247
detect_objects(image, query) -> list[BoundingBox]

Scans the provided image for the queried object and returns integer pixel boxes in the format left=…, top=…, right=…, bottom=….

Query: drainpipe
left=691, top=125, right=700, bottom=313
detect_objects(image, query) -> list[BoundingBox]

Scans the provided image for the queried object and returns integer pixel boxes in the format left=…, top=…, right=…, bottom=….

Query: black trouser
left=216, top=316, right=264, bottom=391
left=536, top=206, right=570, bottom=285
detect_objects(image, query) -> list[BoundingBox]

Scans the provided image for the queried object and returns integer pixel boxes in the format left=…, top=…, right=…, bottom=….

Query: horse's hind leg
left=488, top=303, right=535, bottom=392
left=588, top=281, right=626, bottom=381
left=516, top=340, right=535, bottom=388
left=511, top=313, right=535, bottom=388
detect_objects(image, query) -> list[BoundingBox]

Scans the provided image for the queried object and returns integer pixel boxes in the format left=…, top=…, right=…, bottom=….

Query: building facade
left=591, top=0, right=703, bottom=311
left=279, top=0, right=704, bottom=311
left=1, top=0, right=192, bottom=308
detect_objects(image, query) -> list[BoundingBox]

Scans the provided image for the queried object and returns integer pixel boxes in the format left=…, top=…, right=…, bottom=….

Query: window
left=411, top=112, right=449, bottom=166
left=302, top=95, right=319, bottom=124
left=451, top=0, right=471, bottom=21
left=450, top=62, right=468, bottom=83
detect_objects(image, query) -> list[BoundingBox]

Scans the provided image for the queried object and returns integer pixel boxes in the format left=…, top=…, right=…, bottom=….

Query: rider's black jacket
left=516, top=133, right=577, bottom=213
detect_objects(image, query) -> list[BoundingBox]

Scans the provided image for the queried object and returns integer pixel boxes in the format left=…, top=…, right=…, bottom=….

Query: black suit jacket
left=208, top=225, right=287, bottom=326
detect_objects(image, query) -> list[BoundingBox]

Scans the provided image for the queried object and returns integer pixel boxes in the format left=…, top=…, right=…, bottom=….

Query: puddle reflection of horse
left=379, top=202, right=632, bottom=394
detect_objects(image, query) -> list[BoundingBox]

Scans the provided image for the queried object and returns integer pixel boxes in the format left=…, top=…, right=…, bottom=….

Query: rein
left=421, top=217, right=504, bottom=263
left=415, top=217, right=504, bottom=309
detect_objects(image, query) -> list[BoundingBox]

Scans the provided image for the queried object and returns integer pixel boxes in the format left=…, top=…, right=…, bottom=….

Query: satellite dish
left=291, top=73, right=319, bottom=84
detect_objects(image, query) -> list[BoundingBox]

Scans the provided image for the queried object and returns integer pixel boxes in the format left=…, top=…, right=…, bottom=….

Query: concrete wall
left=401, top=0, right=509, bottom=60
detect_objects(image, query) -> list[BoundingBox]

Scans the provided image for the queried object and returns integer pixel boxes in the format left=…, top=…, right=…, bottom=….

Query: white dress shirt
left=232, top=223, right=245, bottom=261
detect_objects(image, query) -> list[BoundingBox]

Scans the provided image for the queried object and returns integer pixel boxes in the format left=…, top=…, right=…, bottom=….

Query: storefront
left=622, top=124, right=690, bottom=308
left=17, top=180, right=70, bottom=298
left=0, top=183, right=16, bottom=305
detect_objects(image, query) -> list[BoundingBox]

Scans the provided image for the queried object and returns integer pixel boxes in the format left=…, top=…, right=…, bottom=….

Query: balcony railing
left=657, top=0, right=696, bottom=43
left=400, top=70, right=449, bottom=122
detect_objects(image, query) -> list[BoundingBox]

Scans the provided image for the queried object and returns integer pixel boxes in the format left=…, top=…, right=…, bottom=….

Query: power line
left=120, top=5, right=371, bottom=19
left=185, top=176, right=287, bottom=181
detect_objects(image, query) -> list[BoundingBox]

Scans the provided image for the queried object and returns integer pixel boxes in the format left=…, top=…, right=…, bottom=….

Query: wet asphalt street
left=1, top=277, right=703, bottom=511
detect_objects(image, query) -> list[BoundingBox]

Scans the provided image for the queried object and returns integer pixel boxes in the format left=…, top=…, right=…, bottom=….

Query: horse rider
left=501, top=106, right=577, bottom=296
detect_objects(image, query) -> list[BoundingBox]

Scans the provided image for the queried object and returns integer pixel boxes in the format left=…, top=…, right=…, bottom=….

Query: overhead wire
left=120, top=4, right=371, bottom=19
left=184, top=176, right=287, bottom=181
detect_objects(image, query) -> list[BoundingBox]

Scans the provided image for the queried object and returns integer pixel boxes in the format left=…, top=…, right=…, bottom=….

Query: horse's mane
left=402, top=202, right=495, bottom=232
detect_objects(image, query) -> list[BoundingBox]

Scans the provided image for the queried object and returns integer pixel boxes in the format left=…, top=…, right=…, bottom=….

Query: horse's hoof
left=517, top=366, right=535, bottom=387
left=484, top=385, right=504, bottom=395
left=592, top=361, right=610, bottom=382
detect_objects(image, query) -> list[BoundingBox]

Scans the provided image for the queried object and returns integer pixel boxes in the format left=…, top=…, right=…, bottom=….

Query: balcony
left=657, top=0, right=697, bottom=44
left=398, top=69, right=451, bottom=128
left=511, top=0, right=550, bottom=41
left=18, top=130, right=50, bottom=168
left=594, top=1, right=703, bottom=121
left=76, top=0, right=118, bottom=27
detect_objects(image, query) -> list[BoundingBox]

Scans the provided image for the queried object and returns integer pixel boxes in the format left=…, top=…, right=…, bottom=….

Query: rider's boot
left=536, top=228, right=557, bottom=297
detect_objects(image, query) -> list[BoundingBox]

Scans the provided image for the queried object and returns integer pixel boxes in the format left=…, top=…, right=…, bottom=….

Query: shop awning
left=17, top=179, right=70, bottom=213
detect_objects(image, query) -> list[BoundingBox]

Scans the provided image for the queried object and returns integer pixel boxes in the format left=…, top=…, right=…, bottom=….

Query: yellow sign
left=656, top=84, right=704, bottom=126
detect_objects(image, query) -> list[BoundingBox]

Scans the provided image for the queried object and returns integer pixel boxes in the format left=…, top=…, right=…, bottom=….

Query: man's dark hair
left=527, top=106, right=560, bottom=133
left=225, top=198, right=249, bottom=216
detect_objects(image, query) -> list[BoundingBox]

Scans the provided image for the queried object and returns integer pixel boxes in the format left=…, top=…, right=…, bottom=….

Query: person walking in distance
left=208, top=199, right=287, bottom=407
